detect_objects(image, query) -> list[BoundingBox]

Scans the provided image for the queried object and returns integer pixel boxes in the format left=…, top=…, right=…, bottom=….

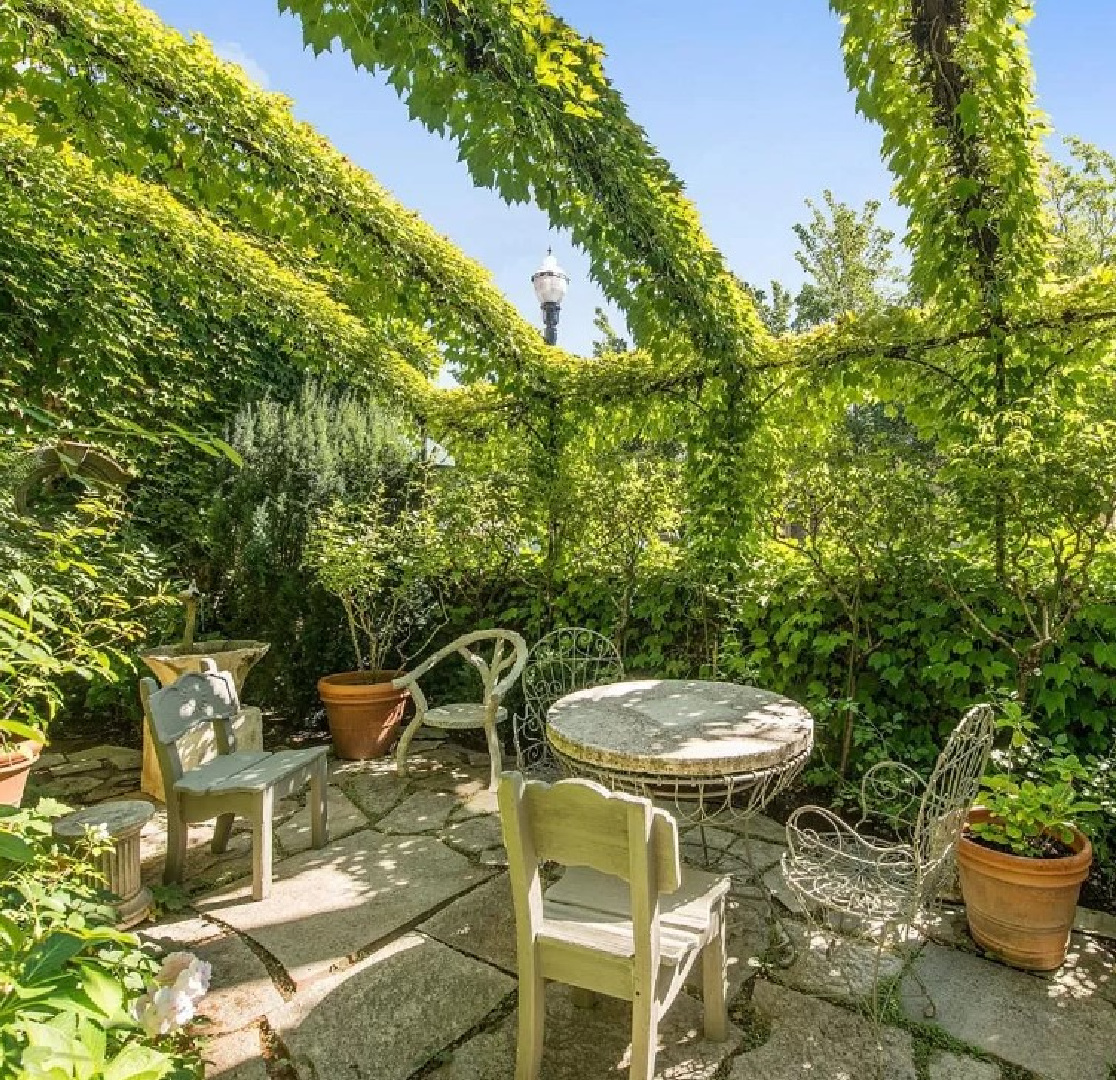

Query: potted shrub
left=957, top=708, right=1098, bottom=971
left=306, top=489, right=441, bottom=759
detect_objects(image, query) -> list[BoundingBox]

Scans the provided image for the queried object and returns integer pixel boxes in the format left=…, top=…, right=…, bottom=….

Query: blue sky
left=147, top=1, right=1116, bottom=357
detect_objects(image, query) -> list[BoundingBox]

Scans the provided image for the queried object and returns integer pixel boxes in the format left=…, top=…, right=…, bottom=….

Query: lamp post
left=531, top=249, right=569, bottom=345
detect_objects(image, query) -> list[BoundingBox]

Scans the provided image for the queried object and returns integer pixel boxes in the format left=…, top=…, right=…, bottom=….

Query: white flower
left=155, top=951, right=211, bottom=1002
left=134, top=987, right=195, bottom=1036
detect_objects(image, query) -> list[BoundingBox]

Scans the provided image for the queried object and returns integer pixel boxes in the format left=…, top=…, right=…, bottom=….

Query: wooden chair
left=394, top=629, right=528, bottom=790
left=141, top=664, right=329, bottom=901
left=498, top=772, right=731, bottom=1080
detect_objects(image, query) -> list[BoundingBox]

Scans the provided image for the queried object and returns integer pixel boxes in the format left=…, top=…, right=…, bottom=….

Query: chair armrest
left=492, top=634, right=529, bottom=701
left=858, top=761, right=926, bottom=832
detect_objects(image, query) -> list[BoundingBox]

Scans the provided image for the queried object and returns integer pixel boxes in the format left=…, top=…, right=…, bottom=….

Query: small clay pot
left=0, top=741, right=42, bottom=807
left=318, top=671, right=409, bottom=760
left=957, top=807, right=1092, bottom=971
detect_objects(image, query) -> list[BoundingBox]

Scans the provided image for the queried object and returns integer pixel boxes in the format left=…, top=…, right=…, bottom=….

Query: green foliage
left=1045, top=136, right=1116, bottom=281
left=969, top=702, right=1101, bottom=858
left=0, top=457, right=172, bottom=743
left=0, top=801, right=201, bottom=1079
left=207, top=383, right=419, bottom=712
left=0, top=114, right=417, bottom=446
left=305, top=486, right=444, bottom=674
left=789, top=191, right=906, bottom=330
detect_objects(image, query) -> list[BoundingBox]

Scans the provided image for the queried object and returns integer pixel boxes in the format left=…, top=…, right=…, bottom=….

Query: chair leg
left=701, top=903, right=729, bottom=1041
left=211, top=814, right=235, bottom=854
left=629, top=993, right=659, bottom=1080
left=310, top=757, right=328, bottom=849
left=163, top=800, right=188, bottom=886
left=484, top=717, right=502, bottom=791
left=515, top=968, right=545, bottom=1080
left=395, top=712, right=425, bottom=778
left=251, top=788, right=275, bottom=902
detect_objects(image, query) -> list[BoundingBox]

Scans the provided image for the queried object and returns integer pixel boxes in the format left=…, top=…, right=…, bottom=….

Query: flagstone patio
left=27, top=738, right=1116, bottom=1080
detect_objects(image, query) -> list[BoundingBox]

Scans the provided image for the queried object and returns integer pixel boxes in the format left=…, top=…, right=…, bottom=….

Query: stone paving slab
left=419, top=874, right=518, bottom=973
left=928, top=1052, right=1001, bottom=1080
left=276, top=787, right=367, bottom=855
left=196, top=830, right=490, bottom=988
left=376, top=790, right=457, bottom=834
left=270, top=932, right=514, bottom=1080
left=729, top=980, right=917, bottom=1080
left=337, top=772, right=410, bottom=821
left=428, top=982, right=743, bottom=1080
left=901, top=943, right=1116, bottom=1080
left=442, top=814, right=505, bottom=860
left=771, top=923, right=903, bottom=1004
left=202, top=1023, right=266, bottom=1080
left=1076, top=907, right=1116, bottom=942
left=68, top=744, right=142, bottom=770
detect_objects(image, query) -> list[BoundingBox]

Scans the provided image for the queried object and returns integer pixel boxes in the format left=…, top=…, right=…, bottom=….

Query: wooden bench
left=141, top=664, right=328, bottom=901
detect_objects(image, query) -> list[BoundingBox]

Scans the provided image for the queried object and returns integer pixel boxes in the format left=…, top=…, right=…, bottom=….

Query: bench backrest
left=140, top=664, right=240, bottom=786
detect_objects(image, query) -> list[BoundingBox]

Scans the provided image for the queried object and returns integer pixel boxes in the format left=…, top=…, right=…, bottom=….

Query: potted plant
left=306, top=488, right=441, bottom=759
left=957, top=705, right=1098, bottom=971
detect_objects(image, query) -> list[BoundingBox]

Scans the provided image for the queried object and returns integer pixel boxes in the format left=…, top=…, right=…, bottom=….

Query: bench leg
left=164, top=798, right=188, bottom=886
left=211, top=813, right=235, bottom=855
left=310, top=757, right=328, bottom=849
left=251, top=788, right=274, bottom=902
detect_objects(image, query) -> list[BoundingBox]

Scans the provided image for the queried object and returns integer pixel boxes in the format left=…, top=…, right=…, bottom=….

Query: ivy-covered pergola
left=4, top=0, right=1116, bottom=602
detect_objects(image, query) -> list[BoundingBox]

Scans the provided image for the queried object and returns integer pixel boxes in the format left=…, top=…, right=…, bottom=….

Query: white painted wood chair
left=498, top=772, right=731, bottom=1080
left=394, top=629, right=528, bottom=790
left=140, top=664, right=328, bottom=901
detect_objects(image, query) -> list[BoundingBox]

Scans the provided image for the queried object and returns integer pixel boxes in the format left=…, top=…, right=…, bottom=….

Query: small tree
left=304, top=481, right=443, bottom=674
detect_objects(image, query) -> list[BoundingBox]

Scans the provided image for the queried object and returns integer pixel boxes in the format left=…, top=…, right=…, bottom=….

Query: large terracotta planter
left=318, top=671, right=409, bottom=760
left=958, top=807, right=1092, bottom=972
left=0, top=741, right=42, bottom=807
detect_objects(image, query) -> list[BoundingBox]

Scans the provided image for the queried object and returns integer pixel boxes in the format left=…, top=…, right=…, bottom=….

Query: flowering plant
left=133, top=953, right=212, bottom=1037
left=0, top=802, right=205, bottom=1078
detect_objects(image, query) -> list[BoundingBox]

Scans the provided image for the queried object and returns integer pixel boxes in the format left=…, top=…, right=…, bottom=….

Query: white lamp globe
left=531, top=252, right=570, bottom=307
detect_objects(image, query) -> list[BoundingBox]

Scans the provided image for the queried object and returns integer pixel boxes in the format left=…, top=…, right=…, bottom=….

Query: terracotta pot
left=318, top=671, right=409, bottom=760
left=0, top=741, right=42, bottom=807
left=957, top=807, right=1092, bottom=971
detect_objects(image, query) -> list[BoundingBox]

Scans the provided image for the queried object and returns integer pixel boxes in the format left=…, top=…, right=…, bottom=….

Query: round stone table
left=53, top=800, right=154, bottom=929
left=547, top=679, right=814, bottom=816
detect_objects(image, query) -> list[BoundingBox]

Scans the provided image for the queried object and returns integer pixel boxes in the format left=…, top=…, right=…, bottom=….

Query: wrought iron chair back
left=515, top=627, right=624, bottom=776
left=912, top=702, right=995, bottom=893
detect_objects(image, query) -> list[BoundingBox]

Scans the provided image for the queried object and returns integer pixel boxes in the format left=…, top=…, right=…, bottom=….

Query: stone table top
left=53, top=799, right=155, bottom=839
left=547, top=679, right=814, bottom=779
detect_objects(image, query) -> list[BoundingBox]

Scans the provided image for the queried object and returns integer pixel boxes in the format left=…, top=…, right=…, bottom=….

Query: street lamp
left=531, top=249, right=569, bottom=346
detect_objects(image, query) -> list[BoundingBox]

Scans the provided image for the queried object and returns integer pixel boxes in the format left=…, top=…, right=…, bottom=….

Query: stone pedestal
left=54, top=800, right=155, bottom=929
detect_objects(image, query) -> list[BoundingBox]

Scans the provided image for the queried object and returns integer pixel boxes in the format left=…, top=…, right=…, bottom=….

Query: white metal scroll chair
left=394, top=629, right=528, bottom=790
left=498, top=772, right=731, bottom=1080
left=781, top=703, right=994, bottom=1025
left=514, top=627, right=624, bottom=779
left=140, top=664, right=328, bottom=901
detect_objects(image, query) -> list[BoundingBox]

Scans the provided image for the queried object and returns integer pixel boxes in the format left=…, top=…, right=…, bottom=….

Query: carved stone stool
left=53, top=800, right=155, bottom=929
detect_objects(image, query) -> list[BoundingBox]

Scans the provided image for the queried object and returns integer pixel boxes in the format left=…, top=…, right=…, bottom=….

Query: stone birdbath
left=139, top=585, right=269, bottom=799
